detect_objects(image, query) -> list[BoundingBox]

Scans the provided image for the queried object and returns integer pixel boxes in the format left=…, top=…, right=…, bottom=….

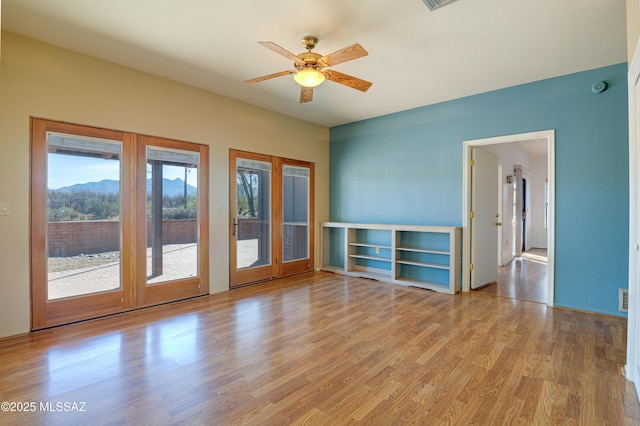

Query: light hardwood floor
left=1, top=271, right=638, bottom=425
left=475, top=249, right=548, bottom=304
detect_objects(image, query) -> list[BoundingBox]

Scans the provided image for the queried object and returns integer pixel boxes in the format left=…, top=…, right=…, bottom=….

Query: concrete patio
left=48, top=240, right=261, bottom=299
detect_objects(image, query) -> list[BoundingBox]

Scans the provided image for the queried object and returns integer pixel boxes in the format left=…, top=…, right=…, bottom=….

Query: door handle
left=232, top=217, right=238, bottom=236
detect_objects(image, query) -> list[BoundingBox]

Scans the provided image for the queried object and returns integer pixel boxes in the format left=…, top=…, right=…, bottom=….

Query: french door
left=229, top=150, right=314, bottom=287
left=30, top=119, right=208, bottom=329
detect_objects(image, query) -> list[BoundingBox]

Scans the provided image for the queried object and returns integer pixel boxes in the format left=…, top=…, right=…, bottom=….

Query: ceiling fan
left=244, top=36, right=372, bottom=103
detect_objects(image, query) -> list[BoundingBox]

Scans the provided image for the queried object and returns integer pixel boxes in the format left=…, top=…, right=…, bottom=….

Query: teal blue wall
left=330, top=63, right=629, bottom=317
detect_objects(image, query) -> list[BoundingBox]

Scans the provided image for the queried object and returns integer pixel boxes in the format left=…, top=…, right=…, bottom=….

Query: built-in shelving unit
left=321, top=222, right=461, bottom=294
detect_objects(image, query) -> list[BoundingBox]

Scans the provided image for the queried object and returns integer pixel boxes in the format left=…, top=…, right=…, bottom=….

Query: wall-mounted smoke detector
left=422, top=0, right=460, bottom=11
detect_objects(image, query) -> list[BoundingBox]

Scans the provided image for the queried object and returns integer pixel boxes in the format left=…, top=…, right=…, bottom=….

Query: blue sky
left=48, top=154, right=197, bottom=189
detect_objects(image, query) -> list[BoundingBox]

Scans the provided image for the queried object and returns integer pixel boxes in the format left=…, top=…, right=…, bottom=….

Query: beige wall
left=628, top=0, right=640, bottom=63
left=0, top=32, right=330, bottom=338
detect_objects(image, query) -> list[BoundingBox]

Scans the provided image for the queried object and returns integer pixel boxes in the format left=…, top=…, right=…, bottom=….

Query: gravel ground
left=48, top=251, right=120, bottom=273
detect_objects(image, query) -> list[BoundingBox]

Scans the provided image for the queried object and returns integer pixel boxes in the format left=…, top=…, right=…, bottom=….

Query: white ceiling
left=1, top=0, right=628, bottom=128
left=485, top=138, right=549, bottom=158
left=517, top=139, right=549, bottom=158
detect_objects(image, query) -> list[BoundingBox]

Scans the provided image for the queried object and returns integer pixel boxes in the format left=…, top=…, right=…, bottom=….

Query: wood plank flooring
left=0, top=271, right=638, bottom=425
left=475, top=249, right=548, bottom=304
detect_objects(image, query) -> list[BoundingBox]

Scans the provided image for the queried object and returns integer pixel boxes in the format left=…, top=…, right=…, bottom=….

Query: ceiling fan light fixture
left=293, top=68, right=326, bottom=88
left=246, top=37, right=371, bottom=103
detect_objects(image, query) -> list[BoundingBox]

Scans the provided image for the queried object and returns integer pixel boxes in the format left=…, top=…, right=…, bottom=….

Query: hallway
left=475, top=248, right=548, bottom=304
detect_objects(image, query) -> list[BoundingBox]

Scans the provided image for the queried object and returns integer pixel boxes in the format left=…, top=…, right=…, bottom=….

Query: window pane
left=146, top=147, right=199, bottom=284
left=236, top=159, right=271, bottom=269
left=282, top=165, right=309, bottom=262
left=46, top=132, right=122, bottom=300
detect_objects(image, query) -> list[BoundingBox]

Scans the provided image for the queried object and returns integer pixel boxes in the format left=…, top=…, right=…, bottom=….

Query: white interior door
left=497, top=163, right=503, bottom=266
left=471, top=147, right=499, bottom=289
left=629, top=68, right=640, bottom=389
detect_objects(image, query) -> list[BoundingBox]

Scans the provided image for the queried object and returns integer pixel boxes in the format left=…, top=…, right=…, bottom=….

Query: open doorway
left=462, top=130, right=555, bottom=306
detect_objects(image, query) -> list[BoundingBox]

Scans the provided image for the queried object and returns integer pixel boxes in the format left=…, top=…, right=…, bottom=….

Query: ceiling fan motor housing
left=301, top=35, right=318, bottom=50
left=296, top=52, right=324, bottom=70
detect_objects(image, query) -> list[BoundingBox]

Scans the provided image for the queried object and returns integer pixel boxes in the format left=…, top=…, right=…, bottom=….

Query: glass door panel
left=137, top=135, right=209, bottom=307
left=145, top=147, right=200, bottom=284
left=282, top=165, right=309, bottom=262
left=46, top=133, right=123, bottom=300
left=236, top=158, right=272, bottom=269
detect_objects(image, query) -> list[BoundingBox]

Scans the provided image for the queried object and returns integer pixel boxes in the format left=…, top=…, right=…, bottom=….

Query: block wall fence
left=47, top=218, right=266, bottom=257
left=48, top=219, right=198, bottom=257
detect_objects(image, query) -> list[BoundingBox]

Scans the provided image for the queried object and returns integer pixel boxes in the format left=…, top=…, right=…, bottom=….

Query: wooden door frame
left=229, top=150, right=277, bottom=287
left=229, top=150, right=315, bottom=287
left=276, top=157, right=315, bottom=277
left=462, top=130, right=555, bottom=306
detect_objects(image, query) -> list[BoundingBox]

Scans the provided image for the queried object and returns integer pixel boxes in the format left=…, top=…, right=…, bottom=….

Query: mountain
left=56, top=179, right=120, bottom=194
left=148, top=178, right=198, bottom=197
left=55, top=178, right=197, bottom=196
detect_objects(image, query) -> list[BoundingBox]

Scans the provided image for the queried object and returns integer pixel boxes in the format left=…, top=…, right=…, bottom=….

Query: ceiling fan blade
left=321, top=43, right=368, bottom=66
left=258, top=41, right=302, bottom=64
left=324, top=70, right=372, bottom=92
left=300, top=87, right=313, bottom=103
left=244, top=70, right=295, bottom=84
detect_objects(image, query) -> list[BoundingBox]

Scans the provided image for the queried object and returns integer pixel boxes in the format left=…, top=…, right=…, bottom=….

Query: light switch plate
left=0, top=203, right=10, bottom=216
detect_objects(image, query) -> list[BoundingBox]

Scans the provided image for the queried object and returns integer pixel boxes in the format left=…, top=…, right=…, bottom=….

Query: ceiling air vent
left=422, top=0, right=460, bottom=11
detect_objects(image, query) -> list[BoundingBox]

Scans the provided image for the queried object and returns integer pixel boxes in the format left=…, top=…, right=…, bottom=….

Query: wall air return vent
left=619, top=288, right=629, bottom=312
left=422, top=0, right=460, bottom=11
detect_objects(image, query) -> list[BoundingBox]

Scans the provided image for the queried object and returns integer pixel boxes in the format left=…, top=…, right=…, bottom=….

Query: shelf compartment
left=348, top=228, right=392, bottom=274
left=351, top=256, right=392, bottom=275
left=321, top=225, right=346, bottom=270
left=396, top=263, right=449, bottom=287
left=396, top=250, right=449, bottom=268
left=353, top=228, right=392, bottom=248
left=350, top=245, right=392, bottom=262
left=396, top=230, right=450, bottom=253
